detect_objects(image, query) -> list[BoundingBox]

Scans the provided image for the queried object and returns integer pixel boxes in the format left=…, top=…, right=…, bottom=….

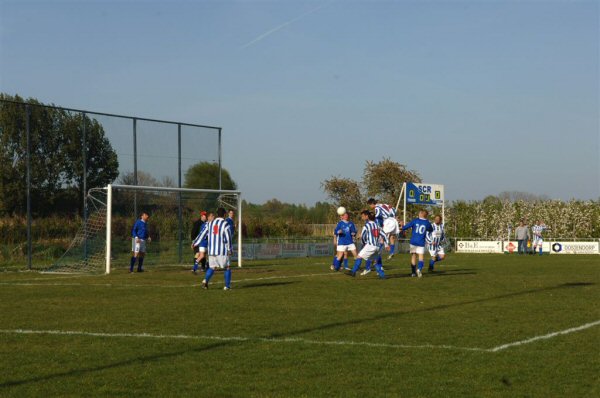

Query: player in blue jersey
left=426, top=215, right=446, bottom=271
left=332, top=210, right=358, bottom=271
left=400, top=209, right=433, bottom=278
left=531, top=220, right=549, bottom=255
left=367, top=198, right=400, bottom=259
left=130, top=212, right=151, bottom=273
left=193, top=207, right=233, bottom=290
left=226, top=210, right=235, bottom=236
left=349, top=210, right=388, bottom=278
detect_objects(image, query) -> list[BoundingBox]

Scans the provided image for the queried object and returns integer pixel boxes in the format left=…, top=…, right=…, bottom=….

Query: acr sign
left=406, top=182, right=444, bottom=206
left=550, top=242, right=599, bottom=255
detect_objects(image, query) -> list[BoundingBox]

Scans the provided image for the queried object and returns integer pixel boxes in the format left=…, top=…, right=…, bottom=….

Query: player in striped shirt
left=192, top=207, right=233, bottom=290
left=349, top=210, right=388, bottom=278
left=191, top=212, right=213, bottom=273
left=368, top=198, right=399, bottom=259
left=426, top=215, right=446, bottom=271
left=531, top=220, right=548, bottom=256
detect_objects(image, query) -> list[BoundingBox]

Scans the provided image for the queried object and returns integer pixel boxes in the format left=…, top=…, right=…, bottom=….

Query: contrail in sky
left=240, top=1, right=332, bottom=49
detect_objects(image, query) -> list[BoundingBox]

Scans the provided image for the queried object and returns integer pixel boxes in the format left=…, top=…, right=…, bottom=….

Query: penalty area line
left=488, top=319, right=600, bottom=352
left=0, top=329, right=486, bottom=353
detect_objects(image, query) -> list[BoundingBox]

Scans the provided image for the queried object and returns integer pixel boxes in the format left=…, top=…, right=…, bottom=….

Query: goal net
left=49, top=184, right=242, bottom=274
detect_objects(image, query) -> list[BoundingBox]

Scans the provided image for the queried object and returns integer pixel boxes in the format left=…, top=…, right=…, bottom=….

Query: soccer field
left=0, top=254, right=599, bottom=397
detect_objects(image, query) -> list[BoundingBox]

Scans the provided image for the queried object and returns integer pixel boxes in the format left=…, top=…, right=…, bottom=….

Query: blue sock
left=375, top=263, right=385, bottom=278
left=365, top=260, right=372, bottom=271
left=333, top=257, right=341, bottom=271
left=429, top=259, right=435, bottom=270
left=389, top=244, right=395, bottom=255
left=418, top=260, right=424, bottom=271
left=376, top=256, right=382, bottom=266
left=411, top=265, right=416, bottom=274
left=193, top=259, right=198, bottom=272
left=224, top=268, right=231, bottom=288
left=129, top=257, right=136, bottom=272
left=137, top=257, right=144, bottom=271
left=539, top=248, right=542, bottom=255
left=344, top=258, right=348, bottom=269
left=205, top=267, right=215, bottom=282
left=351, top=259, right=362, bottom=274
left=332, top=256, right=337, bottom=265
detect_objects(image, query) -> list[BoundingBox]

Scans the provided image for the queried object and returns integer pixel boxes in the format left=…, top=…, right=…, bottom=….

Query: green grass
left=0, top=254, right=599, bottom=397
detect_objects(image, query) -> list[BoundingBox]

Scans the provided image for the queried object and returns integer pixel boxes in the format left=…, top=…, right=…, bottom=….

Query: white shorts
left=532, top=237, right=543, bottom=246
left=199, top=247, right=207, bottom=253
left=410, top=244, right=425, bottom=255
left=358, top=244, right=381, bottom=261
left=209, top=255, right=230, bottom=269
left=428, top=246, right=445, bottom=257
left=337, top=244, right=356, bottom=252
left=132, top=238, right=146, bottom=253
left=382, top=218, right=399, bottom=235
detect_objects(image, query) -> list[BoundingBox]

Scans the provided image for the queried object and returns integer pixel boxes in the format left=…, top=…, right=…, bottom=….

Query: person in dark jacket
left=191, top=211, right=207, bottom=273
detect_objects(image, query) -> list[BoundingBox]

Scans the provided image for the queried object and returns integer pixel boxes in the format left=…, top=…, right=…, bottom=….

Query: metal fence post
left=218, top=128, right=222, bottom=190
left=25, top=105, right=32, bottom=270
left=82, top=112, right=88, bottom=261
left=177, top=123, right=183, bottom=263
left=133, top=117, right=138, bottom=217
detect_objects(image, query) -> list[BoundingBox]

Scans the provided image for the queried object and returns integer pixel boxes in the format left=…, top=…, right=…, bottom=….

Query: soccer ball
left=337, top=206, right=346, bottom=216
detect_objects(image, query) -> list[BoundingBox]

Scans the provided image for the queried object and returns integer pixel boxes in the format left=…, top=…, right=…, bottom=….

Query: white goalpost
left=51, top=184, right=243, bottom=274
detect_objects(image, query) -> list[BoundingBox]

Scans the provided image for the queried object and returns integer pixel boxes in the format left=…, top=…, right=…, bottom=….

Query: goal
left=50, top=184, right=242, bottom=274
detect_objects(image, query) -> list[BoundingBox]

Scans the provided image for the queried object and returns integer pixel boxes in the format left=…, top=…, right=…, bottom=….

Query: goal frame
left=105, top=184, right=243, bottom=274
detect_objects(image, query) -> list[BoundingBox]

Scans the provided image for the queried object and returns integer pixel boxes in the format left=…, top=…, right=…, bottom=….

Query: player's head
left=418, top=209, right=428, bottom=218
left=140, top=212, right=149, bottom=221
left=360, top=210, right=371, bottom=221
left=207, top=212, right=215, bottom=221
left=217, top=207, right=226, bottom=218
left=340, top=212, right=349, bottom=221
left=228, top=210, right=235, bottom=219
left=519, top=219, right=525, bottom=226
left=367, top=198, right=377, bottom=209
left=536, top=220, right=541, bottom=225
left=200, top=211, right=207, bottom=221
left=434, top=215, right=442, bottom=224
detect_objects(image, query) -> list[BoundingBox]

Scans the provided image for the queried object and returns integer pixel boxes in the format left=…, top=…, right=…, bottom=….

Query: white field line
left=0, top=272, right=338, bottom=288
left=0, top=328, right=486, bottom=353
left=488, top=319, right=600, bottom=352
left=2, top=320, right=599, bottom=353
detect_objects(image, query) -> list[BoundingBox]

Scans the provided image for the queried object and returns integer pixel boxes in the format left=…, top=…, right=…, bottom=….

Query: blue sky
left=1, top=0, right=598, bottom=204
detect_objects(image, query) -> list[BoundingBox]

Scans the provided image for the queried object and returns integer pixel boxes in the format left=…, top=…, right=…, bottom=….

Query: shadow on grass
left=1, top=281, right=593, bottom=389
left=239, top=281, right=297, bottom=289
left=0, top=340, right=230, bottom=389
left=384, top=270, right=477, bottom=279
left=266, top=282, right=595, bottom=339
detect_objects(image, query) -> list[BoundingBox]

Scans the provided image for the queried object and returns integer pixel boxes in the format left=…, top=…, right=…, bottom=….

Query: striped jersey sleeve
left=192, top=223, right=209, bottom=247
left=361, top=221, right=388, bottom=246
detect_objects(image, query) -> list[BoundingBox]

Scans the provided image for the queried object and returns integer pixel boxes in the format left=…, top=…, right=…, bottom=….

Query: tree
left=363, top=158, right=421, bottom=205
left=0, top=94, right=119, bottom=215
left=184, top=161, right=237, bottom=190
left=321, top=158, right=421, bottom=213
left=321, top=176, right=364, bottom=214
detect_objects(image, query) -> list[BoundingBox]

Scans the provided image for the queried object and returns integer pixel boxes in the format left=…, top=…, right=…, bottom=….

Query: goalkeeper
left=130, top=212, right=151, bottom=273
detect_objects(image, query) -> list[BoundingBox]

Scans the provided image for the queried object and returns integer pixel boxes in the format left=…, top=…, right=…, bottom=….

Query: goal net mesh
left=47, top=185, right=241, bottom=273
